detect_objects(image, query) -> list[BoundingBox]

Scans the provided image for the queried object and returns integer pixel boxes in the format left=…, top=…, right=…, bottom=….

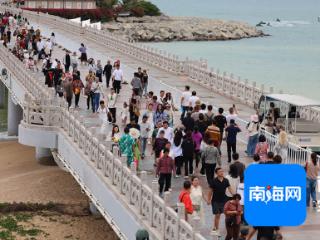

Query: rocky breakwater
left=103, top=16, right=266, bottom=42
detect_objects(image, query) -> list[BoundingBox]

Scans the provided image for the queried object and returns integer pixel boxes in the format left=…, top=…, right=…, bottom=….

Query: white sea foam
left=266, top=20, right=311, bottom=27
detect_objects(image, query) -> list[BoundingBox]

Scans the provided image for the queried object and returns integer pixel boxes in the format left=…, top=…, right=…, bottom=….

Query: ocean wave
left=257, top=20, right=311, bottom=27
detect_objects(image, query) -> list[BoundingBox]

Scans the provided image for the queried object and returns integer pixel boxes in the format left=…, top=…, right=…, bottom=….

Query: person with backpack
left=225, top=119, right=241, bottom=163
left=205, top=105, right=214, bottom=124
left=195, top=113, right=208, bottom=137
left=214, top=107, right=227, bottom=144
left=182, top=131, right=195, bottom=177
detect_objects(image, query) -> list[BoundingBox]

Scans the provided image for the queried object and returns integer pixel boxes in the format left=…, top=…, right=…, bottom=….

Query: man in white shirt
left=189, top=91, right=200, bottom=108
left=226, top=106, right=238, bottom=124
left=97, top=100, right=111, bottom=128
left=180, top=85, right=191, bottom=120
left=159, top=90, right=166, bottom=104
left=156, top=121, right=174, bottom=143
left=112, top=64, right=123, bottom=94
left=37, top=39, right=44, bottom=59
left=199, top=103, right=207, bottom=114
left=44, top=39, right=52, bottom=56
left=107, top=88, right=117, bottom=123
left=37, top=39, right=44, bottom=52
left=51, top=59, right=58, bottom=69
left=140, top=115, right=151, bottom=158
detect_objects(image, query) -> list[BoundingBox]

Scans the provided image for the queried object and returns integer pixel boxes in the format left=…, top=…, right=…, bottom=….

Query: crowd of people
left=1, top=10, right=319, bottom=240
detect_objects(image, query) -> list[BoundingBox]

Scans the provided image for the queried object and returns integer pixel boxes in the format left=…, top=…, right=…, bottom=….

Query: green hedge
left=124, top=0, right=161, bottom=17
left=134, top=1, right=161, bottom=16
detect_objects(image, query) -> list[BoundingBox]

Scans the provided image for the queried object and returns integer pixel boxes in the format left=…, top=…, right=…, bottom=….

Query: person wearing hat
left=246, top=113, right=260, bottom=157
left=135, top=229, right=149, bottom=240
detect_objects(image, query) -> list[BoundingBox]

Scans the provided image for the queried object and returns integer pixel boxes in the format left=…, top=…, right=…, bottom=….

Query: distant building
left=23, top=0, right=96, bottom=9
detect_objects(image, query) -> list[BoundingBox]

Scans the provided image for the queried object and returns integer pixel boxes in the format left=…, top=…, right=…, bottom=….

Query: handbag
left=74, top=85, right=81, bottom=95
left=134, top=107, right=140, bottom=117
left=84, top=86, right=90, bottom=96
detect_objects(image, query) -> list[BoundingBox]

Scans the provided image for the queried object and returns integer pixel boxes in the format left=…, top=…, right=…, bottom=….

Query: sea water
left=149, top=0, right=320, bottom=100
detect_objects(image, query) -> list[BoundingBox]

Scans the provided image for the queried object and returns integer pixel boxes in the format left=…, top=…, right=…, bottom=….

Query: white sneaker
left=210, top=228, right=220, bottom=236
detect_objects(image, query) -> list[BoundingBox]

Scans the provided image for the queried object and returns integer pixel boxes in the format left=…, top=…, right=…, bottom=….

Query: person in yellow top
left=205, top=120, right=221, bottom=148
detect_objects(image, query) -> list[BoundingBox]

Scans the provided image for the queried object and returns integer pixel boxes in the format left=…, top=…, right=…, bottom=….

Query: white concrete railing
left=259, top=129, right=320, bottom=165
left=20, top=98, right=205, bottom=240
left=0, top=46, right=55, bottom=103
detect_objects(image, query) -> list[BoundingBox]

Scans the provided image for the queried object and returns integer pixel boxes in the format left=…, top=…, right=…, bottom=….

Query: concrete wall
left=7, top=94, right=23, bottom=136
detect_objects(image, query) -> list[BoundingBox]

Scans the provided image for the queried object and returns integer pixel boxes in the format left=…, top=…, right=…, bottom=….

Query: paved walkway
left=23, top=20, right=320, bottom=240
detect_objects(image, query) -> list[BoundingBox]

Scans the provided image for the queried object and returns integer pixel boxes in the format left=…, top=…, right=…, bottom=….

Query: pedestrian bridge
left=1, top=5, right=320, bottom=240
left=0, top=39, right=207, bottom=240
left=0, top=6, right=209, bottom=240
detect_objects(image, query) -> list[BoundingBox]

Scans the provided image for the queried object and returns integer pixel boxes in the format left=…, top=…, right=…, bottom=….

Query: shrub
left=135, top=1, right=161, bottom=16
left=22, top=8, right=115, bottom=22
left=123, top=0, right=161, bottom=16
left=131, top=6, right=144, bottom=17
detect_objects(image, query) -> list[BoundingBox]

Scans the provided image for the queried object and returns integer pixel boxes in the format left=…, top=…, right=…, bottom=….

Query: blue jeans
left=141, top=137, right=148, bottom=156
left=246, top=134, right=258, bottom=157
left=92, top=93, right=100, bottom=113
left=306, top=177, right=317, bottom=207
left=143, top=83, right=148, bottom=96
left=180, top=106, right=189, bottom=120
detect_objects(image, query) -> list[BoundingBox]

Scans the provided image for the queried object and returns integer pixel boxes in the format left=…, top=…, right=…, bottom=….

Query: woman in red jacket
left=178, top=180, right=194, bottom=221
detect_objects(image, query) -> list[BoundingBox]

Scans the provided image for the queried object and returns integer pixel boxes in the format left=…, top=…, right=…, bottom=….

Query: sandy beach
left=0, top=141, right=118, bottom=240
